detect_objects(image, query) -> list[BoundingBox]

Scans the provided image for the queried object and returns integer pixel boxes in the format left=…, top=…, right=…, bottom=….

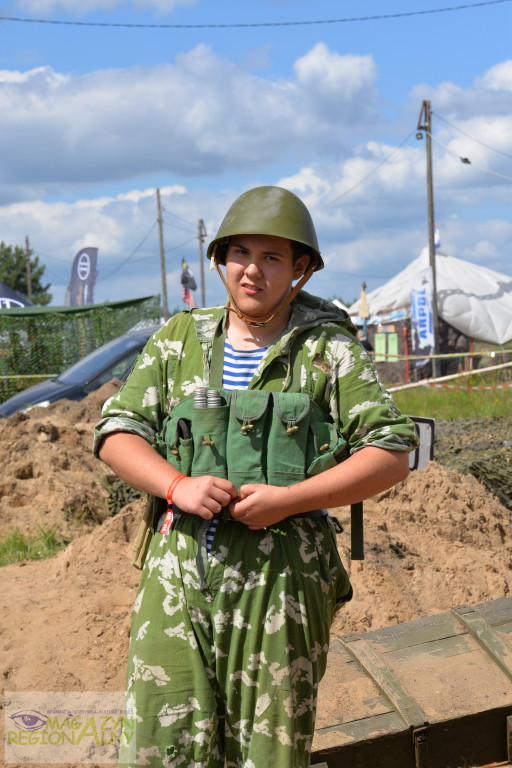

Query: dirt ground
left=1, top=381, right=511, bottom=763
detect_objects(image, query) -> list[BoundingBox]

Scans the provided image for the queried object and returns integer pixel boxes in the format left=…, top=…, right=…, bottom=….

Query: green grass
left=0, top=525, right=71, bottom=567
left=392, top=385, right=511, bottom=420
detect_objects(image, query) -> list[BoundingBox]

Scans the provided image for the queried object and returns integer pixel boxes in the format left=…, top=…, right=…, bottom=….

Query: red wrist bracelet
left=166, top=474, right=186, bottom=506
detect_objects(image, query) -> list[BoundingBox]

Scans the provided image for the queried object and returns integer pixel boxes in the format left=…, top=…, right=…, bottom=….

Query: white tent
left=349, top=248, right=512, bottom=346
left=332, top=298, right=351, bottom=313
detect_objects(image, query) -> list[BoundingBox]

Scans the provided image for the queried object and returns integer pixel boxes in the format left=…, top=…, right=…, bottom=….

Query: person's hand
left=172, top=476, right=238, bottom=519
left=229, top=484, right=292, bottom=530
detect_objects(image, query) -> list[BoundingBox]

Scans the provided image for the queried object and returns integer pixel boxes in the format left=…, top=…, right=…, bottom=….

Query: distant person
left=94, top=186, right=418, bottom=767
left=357, top=328, right=374, bottom=352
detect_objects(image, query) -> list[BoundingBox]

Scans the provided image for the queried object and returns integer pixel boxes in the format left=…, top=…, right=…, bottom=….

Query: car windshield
left=58, top=336, right=146, bottom=386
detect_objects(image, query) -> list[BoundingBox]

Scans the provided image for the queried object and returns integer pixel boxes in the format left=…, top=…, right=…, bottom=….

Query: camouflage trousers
left=119, top=513, right=351, bottom=768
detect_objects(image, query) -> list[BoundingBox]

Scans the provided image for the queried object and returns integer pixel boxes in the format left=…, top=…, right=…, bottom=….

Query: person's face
left=224, top=234, right=309, bottom=320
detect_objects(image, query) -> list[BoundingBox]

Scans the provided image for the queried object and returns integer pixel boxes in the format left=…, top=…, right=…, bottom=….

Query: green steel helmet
left=207, top=186, right=323, bottom=271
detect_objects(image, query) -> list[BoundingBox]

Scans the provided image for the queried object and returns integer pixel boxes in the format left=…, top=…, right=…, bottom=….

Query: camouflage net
left=106, top=478, right=144, bottom=517
left=0, top=295, right=160, bottom=403
left=435, top=417, right=512, bottom=512
left=468, top=448, right=512, bottom=512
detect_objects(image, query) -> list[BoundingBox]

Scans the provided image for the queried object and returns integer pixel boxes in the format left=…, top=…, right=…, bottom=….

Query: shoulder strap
left=286, top=339, right=304, bottom=394
left=208, top=326, right=226, bottom=389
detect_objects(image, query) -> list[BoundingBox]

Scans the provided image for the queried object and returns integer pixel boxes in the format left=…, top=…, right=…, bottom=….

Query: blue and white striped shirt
left=222, top=338, right=268, bottom=391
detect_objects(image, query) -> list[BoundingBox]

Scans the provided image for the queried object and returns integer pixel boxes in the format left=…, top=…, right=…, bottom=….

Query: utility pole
left=156, top=188, right=169, bottom=321
left=417, top=99, right=440, bottom=378
left=25, top=235, right=33, bottom=302
left=197, top=219, right=207, bottom=308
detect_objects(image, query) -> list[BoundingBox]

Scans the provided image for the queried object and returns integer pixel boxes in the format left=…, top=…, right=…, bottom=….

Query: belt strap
left=350, top=501, right=364, bottom=560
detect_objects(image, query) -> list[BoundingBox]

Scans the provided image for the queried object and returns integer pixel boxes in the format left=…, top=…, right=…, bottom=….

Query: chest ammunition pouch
left=154, top=388, right=347, bottom=490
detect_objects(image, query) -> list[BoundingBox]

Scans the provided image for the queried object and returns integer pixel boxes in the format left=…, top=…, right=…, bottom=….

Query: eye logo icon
left=10, top=710, right=48, bottom=731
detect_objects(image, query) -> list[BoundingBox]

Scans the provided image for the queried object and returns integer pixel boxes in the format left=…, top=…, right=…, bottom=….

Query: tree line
left=0, top=241, right=52, bottom=305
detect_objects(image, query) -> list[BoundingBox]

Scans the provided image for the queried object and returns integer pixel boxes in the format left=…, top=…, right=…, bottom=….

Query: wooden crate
left=312, top=596, right=512, bottom=768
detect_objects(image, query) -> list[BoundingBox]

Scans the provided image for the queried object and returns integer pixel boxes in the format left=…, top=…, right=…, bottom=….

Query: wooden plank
left=452, top=605, right=512, bottom=682
left=383, top=631, right=472, bottom=663
left=339, top=635, right=426, bottom=728
left=314, top=639, right=411, bottom=753
left=315, top=710, right=410, bottom=749
left=474, top=597, right=512, bottom=638
left=479, top=763, right=512, bottom=768
left=351, top=610, right=464, bottom=653
left=479, top=763, right=512, bottom=767
left=476, top=597, right=512, bottom=630
left=316, top=640, right=394, bottom=730
left=382, top=631, right=512, bottom=722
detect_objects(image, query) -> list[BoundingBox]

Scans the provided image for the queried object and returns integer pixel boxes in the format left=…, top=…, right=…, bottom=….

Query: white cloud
left=294, top=43, right=376, bottom=101
left=0, top=67, right=64, bottom=85
left=14, top=0, right=197, bottom=14
left=411, top=59, right=512, bottom=117
left=478, top=60, right=512, bottom=92
left=0, top=44, right=380, bottom=203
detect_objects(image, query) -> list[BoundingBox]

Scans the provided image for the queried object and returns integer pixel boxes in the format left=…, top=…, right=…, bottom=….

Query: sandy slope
left=1, top=382, right=510, bottom=765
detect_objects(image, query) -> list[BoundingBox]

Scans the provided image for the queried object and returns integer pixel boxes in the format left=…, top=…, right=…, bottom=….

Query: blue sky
left=1, top=0, right=512, bottom=309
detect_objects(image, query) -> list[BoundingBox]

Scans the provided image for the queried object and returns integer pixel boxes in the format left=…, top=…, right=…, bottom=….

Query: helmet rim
left=207, top=186, right=323, bottom=271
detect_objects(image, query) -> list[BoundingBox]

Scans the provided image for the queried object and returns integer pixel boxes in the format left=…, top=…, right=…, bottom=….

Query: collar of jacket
left=191, top=291, right=356, bottom=350
left=188, top=291, right=358, bottom=389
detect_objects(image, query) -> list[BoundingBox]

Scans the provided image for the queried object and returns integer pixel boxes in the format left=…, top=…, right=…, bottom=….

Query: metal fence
left=0, top=295, right=160, bottom=403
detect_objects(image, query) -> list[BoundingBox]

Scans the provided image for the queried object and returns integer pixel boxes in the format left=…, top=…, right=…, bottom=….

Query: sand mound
left=1, top=380, right=510, bottom=703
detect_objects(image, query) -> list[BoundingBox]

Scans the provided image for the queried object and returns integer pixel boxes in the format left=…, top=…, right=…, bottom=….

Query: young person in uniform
left=94, top=186, right=418, bottom=768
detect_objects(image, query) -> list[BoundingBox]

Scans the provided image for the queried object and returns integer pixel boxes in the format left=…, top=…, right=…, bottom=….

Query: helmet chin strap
left=214, top=259, right=316, bottom=328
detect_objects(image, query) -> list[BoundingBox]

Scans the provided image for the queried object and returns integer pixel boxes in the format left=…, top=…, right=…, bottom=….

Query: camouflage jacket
left=93, top=291, right=418, bottom=457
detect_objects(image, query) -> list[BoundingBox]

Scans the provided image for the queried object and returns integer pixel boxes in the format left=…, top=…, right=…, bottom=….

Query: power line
left=22, top=219, right=196, bottom=281
left=35, top=250, right=75, bottom=264
left=433, top=111, right=512, bottom=161
left=318, top=130, right=417, bottom=209
left=162, top=217, right=196, bottom=235
left=1, top=1, right=510, bottom=29
left=165, top=236, right=197, bottom=254
left=108, top=234, right=197, bottom=260
left=97, top=220, right=158, bottom=281
left=161, top=205, right=197, bottom=228
left=428, top=131, right=512, bottom=182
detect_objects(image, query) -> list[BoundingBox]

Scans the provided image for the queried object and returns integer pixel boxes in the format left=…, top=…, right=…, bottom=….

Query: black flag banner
left=181, top=258, right=197, bottom=307
left=64, top=247, right=99, bottom=306
left=181, top=259, right=197, bottom=291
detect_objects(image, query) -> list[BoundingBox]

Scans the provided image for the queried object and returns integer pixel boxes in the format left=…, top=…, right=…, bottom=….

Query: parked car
left=0, top=324, right=160, bottom=418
